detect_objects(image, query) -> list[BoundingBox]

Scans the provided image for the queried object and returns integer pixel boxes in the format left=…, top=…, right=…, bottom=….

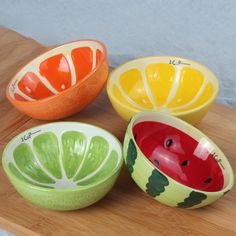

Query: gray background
left=0, top=1, right=235, bottom=235
left=0, top=0, right=236, bottom=107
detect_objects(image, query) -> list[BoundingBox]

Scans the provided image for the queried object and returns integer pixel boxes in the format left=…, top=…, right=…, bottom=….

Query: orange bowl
left=6, top=40, right=108, bottom=120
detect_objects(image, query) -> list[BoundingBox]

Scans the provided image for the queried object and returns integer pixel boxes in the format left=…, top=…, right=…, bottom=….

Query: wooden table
left=0, top=28, right=235, bottom=236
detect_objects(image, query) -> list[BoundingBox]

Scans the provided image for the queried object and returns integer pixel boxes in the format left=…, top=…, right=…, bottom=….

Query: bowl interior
left=131, top=114, right=232, bottom=192
left=8, top=41, right=105, bottom=102
left=3, top=123, right=122, bottom=189
left=108, top=57, right=218, bottom=114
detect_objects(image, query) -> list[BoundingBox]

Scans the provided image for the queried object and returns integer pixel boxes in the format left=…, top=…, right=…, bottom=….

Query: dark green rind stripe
left=126, top=139, right=137, bottom=174
left=146, top=169, right=169, bottom=197
left=177, top=191, right=207, bottom=208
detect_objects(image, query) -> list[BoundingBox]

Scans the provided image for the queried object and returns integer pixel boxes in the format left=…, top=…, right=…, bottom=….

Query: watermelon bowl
left=2, top=122, right=123, bottom=210
left=107, top=56, right=218, bottom=125
left=6, top=40, right=108, bottom=120
left=123, top=112, right=234, bottom=209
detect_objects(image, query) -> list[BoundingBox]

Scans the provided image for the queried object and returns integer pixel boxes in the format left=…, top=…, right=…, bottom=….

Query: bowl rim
left=6, top=39, right=108, bottom=105
left=107, top=55, right=219, bottom=117
left=2, top=121, right=123, bottom=193
left=126, top=111, right=234, bottom=195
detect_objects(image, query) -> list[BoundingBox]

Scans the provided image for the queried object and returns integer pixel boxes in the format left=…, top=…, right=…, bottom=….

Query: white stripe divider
left=10, top=158, right=54, bottom=188
left=139, top=64, right=157, bottom=109
left=57, top=132, right=70, bottom=180
left=91, top=46, right=97, bottom=71
left=115, top=80, right=147, bottom=110
left=33, top=70, right=59, bottom=94
left=76, top=136, right=120, bottom=184
left=64, top=52, right=77, bottom=86
left=76, top=149, right=113, bottom=184
left=170, top=80, right=209, bottom=112
left=13, top=88, right=35, bottom=102
left=71, top=136, right=91, bottom=180
left=161, top=65, right=183, bottom=108
left=29, top=139, right=59, bottom=183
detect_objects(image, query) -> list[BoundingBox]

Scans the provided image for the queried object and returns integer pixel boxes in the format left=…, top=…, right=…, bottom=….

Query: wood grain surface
left=0, top=28, right=235, bottom=236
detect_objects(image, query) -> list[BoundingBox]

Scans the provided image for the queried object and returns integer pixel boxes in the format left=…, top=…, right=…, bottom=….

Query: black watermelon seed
left=204, top=178, right=212, bottom=183
left=181, top=160, right=189, bottom=166
left=166, top=139, right=173, bottom=147
left=134, top=134, right=137, bottom=141
left=154, top=159, right=159, bottom=166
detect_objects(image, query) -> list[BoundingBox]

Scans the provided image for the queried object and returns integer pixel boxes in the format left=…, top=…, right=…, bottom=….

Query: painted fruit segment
left=133, top=121, right=224, bottom=192
left=33, top=132, right=62, bottom=179
left=119, top=69, right=153, bottom=109
left=13, top=143, right=55, bottom=184
left=112, top=85, right=139, bottom=110
left=78, top=150, right=119, bottom=186
left=71, top=47, right=93, bottom=82
left=145, top=64, right=175, bottom=107
left=112, top=64, right=214, bottom=113
left=18, top=72, right=54, bottom=100
left=62, top=131, right=87, bottom=179
left=8, top=131, right=120, bottom=189
left=174, top=83, right=214, bottom=113
left=39, top=54, right=72, bottom=91
left=167, top=67, right=204, bottom=108
left=8, top=163, right=53, bottom=188
left=73, top=136, right=109, bottom=181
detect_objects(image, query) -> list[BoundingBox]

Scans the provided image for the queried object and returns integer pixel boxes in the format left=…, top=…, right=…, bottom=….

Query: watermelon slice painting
left=123, top=112, right=234, bottom=209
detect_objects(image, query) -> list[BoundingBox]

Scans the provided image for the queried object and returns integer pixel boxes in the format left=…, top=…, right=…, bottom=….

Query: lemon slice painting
left=107, top=56, right=218, bottom=124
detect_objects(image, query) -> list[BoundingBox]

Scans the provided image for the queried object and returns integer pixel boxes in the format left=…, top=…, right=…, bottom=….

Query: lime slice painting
left=4, top=123, right=122, bottom=189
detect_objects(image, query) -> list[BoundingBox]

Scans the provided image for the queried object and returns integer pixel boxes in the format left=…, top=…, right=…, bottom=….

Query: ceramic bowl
left=107, top=56, right=218, bottom=124
left=2, top=122, right=123, bottom=210
left=6, top=40, right=108, bottom=120
left=123, top=112, right=234, bottom=209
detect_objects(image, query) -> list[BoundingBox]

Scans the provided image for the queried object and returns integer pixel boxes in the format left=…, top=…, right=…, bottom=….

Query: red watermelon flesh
left=133, top=121, right=224, bottom=192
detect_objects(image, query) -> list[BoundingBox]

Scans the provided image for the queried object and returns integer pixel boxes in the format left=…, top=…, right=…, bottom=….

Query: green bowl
left=2, top=122, right=123, bottom=210
left=123, top=112, right=234, bottom=209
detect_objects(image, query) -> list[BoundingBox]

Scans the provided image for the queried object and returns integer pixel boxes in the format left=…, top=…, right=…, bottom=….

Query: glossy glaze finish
left=133, top=121, right=224, bottom=191
left=7, top=40, right=108, bottom=120
left=123, top=112, right=234, bottom=208
left=2, top=122, right=123, bottom=210
left=107, top=56, right=218, bottom=124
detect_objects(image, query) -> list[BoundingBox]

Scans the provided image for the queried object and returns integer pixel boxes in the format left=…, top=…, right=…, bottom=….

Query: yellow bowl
left=107, top=56, right=219, bottom=124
